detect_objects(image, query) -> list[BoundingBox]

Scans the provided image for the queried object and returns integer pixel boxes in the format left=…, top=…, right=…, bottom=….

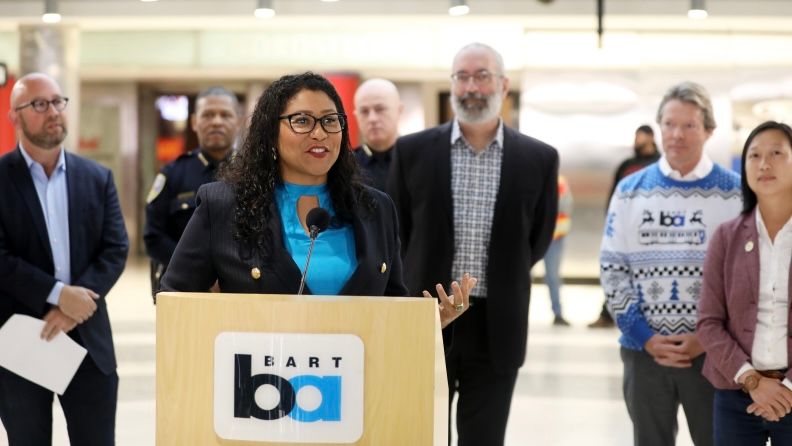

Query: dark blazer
left=0, top=148, right=129, bottom=375
left=387, top=122, right=559, bottom=372
left=161, top=181, right=408, bottom=297
left=697, top=209, right=792, bottom=389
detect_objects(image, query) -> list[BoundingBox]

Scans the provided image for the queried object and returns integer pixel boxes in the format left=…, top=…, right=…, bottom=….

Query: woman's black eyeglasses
left=279, top=112, right=346, bottom=134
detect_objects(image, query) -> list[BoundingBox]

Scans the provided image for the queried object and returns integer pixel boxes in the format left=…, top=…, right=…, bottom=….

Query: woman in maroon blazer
left=698, top=121, right=792, bottom=445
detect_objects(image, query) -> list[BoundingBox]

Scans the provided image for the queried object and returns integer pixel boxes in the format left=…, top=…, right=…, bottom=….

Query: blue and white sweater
left=600, top=162, right=741, bottom=350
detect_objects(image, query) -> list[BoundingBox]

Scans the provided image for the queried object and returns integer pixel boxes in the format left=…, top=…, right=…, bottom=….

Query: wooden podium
left=156, top=292, right=448, bottom=445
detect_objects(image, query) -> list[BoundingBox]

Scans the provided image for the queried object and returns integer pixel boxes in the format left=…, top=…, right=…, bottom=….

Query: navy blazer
left=0, top=148, right=129, bottom=375
left=161, top=181, right=408, bottom=297
left=387, top=122, right=559, bottom=372
left=698, top=209, right=792, bottom=389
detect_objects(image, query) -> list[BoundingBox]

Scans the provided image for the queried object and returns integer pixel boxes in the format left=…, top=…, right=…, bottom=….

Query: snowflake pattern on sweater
left=600, top=162, right=741, bottom=350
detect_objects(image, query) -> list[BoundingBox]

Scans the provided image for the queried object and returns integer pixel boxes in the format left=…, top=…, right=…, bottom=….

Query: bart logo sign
left=214, top=332, right=364, bottom=443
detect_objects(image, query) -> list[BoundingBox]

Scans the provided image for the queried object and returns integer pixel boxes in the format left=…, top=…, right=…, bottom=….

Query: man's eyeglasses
left=14, top=97, right=69, bottom=113
left=279, top=112, right=346, bottom=134
left=451, top=70, right=502, bottom=85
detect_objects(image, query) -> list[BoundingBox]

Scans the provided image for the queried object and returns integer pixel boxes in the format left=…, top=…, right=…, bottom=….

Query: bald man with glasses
left=0, top=73, right=128, bottom=445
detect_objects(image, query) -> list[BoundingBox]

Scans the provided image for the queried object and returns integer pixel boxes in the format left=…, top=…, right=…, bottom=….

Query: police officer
left=352, top=78, right=402, bottom=191
left=144, top=86, right=242, bottom=302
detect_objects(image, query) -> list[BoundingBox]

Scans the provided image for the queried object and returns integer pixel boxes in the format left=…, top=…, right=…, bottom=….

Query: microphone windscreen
left=306, top=207, right=331, bottom=234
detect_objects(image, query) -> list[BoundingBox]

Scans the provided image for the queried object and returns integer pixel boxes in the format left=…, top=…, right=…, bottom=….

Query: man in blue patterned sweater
left=600, top=82, right=741, bottom=446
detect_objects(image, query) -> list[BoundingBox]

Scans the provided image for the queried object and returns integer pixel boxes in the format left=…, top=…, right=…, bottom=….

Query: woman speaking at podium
left=160, top=72, right=474, bottom=328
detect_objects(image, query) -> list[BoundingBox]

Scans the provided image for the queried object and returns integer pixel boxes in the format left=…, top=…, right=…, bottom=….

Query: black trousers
left=446, top=298, right=518, bottom=446
left=0, top=355, right=118, bottom=446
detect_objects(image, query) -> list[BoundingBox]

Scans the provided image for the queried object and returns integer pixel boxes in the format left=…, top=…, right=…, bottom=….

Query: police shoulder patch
left=146, top=173, right=167, bottom=204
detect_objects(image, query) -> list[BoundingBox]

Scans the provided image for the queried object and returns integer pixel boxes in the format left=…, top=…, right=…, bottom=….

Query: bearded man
left=0, top=72, right=128, bottom=445
left=387, top=42, right=559, bottom=446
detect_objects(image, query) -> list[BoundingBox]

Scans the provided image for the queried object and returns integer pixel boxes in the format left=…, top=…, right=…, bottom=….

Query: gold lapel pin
left=380, top=262, right=387, bottom=274
left=745, top=241, right=754, bottom=252
left=251, top=267, right=261, bottom=280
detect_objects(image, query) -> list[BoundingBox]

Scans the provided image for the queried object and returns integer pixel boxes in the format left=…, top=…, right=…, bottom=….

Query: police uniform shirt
left=352, top=145, right=393, bottom=193
left=144, top=149, right=227, bottom=266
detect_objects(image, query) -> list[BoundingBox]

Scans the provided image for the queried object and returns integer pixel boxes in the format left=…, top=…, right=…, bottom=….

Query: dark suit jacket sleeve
left=696, top=222, right=750, bottom=383
left=386, top=144, right=410, bottom=251
left=529, top=149, right=559, bottom=266
left=72, top=170, right=129, bottom=298
left=0, top=217, right=56, bottom=314
left=383, top=195, right=409, bottom=297
left=160, top=184, right=218, bottom=292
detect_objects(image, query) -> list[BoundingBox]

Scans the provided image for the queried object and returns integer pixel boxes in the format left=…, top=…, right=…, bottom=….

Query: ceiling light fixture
left=688, top=0, right=708, bottom=19
left=42, top=0, right=62, bottom=23
left=448, top=0, right=470, bottom=17
left=254, top=0, right=276, bottom=19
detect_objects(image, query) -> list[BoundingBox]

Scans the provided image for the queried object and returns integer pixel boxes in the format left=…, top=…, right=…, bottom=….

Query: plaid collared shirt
left=450, top=119, right=504, bottom=298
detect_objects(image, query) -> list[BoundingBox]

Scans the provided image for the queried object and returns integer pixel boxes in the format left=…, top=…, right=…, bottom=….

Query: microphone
left=306, top=207, right=330, bottom=239
left=298, top=207, right=330, bottom=295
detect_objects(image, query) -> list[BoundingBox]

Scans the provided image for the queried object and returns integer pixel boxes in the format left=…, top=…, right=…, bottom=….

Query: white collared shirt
left=734, top=209, right=792, bottom=389
left=18, top=143, right=71, bottom=305
left=658, top=155, right=713, bottom=181
left=450, top=119, right=505, bottom=150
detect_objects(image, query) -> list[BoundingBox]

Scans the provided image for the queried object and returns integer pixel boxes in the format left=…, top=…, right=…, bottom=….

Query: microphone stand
left=297, top=225, right=319, bottom=295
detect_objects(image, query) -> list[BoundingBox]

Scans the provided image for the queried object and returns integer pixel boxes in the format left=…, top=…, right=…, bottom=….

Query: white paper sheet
left=0, top=314, right=87, bottom=395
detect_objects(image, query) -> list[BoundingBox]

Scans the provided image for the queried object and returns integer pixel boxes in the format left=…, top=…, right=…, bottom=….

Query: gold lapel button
left=380, top=262, right=387, bottom=274
left=745, top=241, right=754, bottom=252
left=251, top=267, right=261, bottom=280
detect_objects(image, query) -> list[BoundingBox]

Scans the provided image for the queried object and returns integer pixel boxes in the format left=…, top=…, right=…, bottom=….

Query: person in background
left=599, top=81, right=742, bottom=446
left=388, top=43, right=558, bottom=446
left=0, top=72, right=128, bottom=445
left=698, top=121, right=792, bottom=445
left=160, top=72, right=475, bottom=330
left=544, top=175, right=572, bottom=326
left=144, top=86, right=242, bottom=302
left=352, top=78, right=403, bottom=191
left=590, top=124, right=661, bottom=328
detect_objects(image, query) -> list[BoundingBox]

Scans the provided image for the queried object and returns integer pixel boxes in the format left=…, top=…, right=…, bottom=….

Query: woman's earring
left=271, top=147, right=278, bottom=161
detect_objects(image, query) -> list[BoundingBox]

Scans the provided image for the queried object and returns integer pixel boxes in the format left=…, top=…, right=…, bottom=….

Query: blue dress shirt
left=274, top=182, right=356, bottom=295
left=18, top=144, right=71, bottom=305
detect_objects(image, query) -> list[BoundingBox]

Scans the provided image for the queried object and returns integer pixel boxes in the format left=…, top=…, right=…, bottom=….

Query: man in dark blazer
left=388, top=43, right=558, bottom=445
left=0, top=73, right=128, bottom=445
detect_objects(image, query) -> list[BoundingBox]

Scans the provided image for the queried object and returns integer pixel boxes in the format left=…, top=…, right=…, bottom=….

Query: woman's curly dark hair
left=219, top=72, right=374, bottom=257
